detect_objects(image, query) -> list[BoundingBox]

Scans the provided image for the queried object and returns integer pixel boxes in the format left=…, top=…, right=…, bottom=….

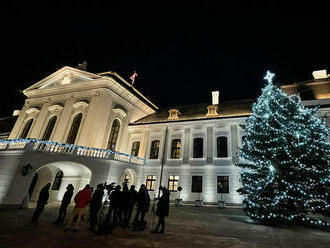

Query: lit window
left=191, top=176, right=203, bottom=193
left=168, top=175, right=179, bottom=192
left=217, top=176, right=229, bottom=194
left=52, top=171, right=63, bottom=190
left=150, top=140, right=160, bottom=159
left=20, top=118, right=33, bottom=139
left=146, top=175, right=156, bottom=191
left=131, top=141, right=140, bottom=156
left=107, top=119, right=120, bottom=150
left=217, top=136, right=228, bottom=157
left=42, top=116, right=57, bottom=141
left=67, top=113, right=82, bottom=144
left=171, top=139, right=181, bottom=159
left=193, top=138, right=203, bottom=158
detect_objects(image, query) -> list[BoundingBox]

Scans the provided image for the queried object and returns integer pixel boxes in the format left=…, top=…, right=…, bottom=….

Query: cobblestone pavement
left=0, top=204, right=329, bottom=248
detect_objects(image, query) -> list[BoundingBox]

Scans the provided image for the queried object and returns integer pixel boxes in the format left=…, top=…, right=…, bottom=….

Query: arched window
left=171, top=139, right=181, bottom=159
left=217, top=136, right=228, bottom=157
left=193, top=138, right=203, bottom=158
left=67, top=113, right=82, bottom=144
left=107, top=119, right=120, bottom=150
left=52, top=170, right=63, bottom=190
left=131, top=141, right=140, bottom=156
left=150, top=140, right=160, bottom=159
left=42, top=116, right=57, bottom=141
left=20, top=118, right=33, bottom=139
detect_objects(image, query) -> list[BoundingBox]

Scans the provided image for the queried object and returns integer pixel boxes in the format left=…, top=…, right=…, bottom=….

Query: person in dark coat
left=88, top=184, right=104, bottom=232
left=132, top=184, right=150, bottom=231
left=31, top=183, right=51, bottom=224
left=111, top=185, right=121, bottom=227
left=121, top=182, right=130, bottom=228
left=152, top=186, right=170, bottom=234
left=54, top=184, right=74, bottom=224
left=127, top=185, right=137, bottom=226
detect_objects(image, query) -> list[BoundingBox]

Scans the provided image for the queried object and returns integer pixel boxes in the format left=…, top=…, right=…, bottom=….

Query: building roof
left=131, top=99, right=254, bottom=125
left=0, top=116, right=17, bottom=134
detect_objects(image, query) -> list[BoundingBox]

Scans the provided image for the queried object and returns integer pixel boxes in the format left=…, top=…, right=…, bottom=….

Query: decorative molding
left=25, top=107, right=40, bottom=118
left=93, top=90, right=101, bottom=98
left=168, top=109, right=180, bottom=120
left=206, top=105, right=219, bottom=117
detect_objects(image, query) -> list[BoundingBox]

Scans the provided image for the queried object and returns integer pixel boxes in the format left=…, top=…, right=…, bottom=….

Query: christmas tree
left=237, top=71, right=330, bottom=226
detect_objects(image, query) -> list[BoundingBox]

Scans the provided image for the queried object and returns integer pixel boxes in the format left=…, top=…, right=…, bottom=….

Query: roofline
left=281, top=78, right=330, bottom=88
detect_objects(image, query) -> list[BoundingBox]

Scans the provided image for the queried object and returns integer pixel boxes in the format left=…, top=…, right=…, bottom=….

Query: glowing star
left=264, top=70, right=275, bottom=84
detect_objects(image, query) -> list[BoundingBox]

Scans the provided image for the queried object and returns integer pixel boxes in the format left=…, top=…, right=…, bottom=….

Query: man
left=65, top=184, right=91, bottom=232
left=110, top=185, right=121, bottom=227
left=54, top=184, right=74, bottom=224
left=88, top=184, right=104, bottom=232
left=127, top=185, right=137, bottom=227
left=152, top=186, right=170, bottom=234
left=133, top=184, right=150, bottom=231
left=31, top=183, right=51, bottom=224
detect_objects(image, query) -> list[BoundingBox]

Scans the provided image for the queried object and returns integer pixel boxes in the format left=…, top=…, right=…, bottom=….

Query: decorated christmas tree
left=237, top=71, right=330, bottom=226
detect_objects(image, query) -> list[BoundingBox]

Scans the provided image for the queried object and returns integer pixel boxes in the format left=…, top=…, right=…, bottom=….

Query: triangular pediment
left=23, top=66, right=102, bottom=93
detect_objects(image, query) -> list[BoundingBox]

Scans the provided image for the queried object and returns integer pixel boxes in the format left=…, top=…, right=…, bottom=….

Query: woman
left=152, top=186, right=170, bottom=234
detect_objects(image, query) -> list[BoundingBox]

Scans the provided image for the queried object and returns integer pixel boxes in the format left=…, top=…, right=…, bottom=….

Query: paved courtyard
left=0, top=204, right=329, bottom=248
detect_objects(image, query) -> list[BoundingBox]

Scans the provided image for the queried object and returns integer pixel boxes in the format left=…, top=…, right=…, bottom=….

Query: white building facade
left=0, top=66, right=329, bottom=206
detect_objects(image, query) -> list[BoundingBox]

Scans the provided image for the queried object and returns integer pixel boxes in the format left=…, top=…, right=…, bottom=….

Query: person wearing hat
left=54, top=184, right=74, bottom=224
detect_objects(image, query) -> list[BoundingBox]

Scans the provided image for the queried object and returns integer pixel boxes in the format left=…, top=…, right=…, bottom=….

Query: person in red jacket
left=65, top=184, right=91, bottom=232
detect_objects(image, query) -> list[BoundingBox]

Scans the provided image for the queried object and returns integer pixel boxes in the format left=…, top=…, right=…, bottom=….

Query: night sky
left=2, top=2, right=329, bottom=116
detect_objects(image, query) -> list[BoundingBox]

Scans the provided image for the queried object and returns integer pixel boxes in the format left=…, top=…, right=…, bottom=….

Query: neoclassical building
left=0, top=66, right=329, bottom=206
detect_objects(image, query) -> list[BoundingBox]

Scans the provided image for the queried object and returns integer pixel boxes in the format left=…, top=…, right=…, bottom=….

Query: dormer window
left=206, top=105, right=219, bottom=117
left=168, top=109, right=180, bottom=120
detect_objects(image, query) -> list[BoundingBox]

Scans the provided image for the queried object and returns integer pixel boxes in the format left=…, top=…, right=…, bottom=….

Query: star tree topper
left=264, top=70, right=275, bottom=84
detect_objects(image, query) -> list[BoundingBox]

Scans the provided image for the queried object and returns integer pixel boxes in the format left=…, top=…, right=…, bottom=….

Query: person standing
left=133, top=184, right=150, bottom=231
left=127, top=185, right=137, bottom=227
left=65, top=184, right=91, bottom=232
left=88, top=184, right=104, bottom=232
left=111, top=185, right=121, bottom=227
left=152, top=186, right=170, bottom=234
left=121, top=182, right=130, bottom=228
left=31, top=183, right=51, bottom=224
left=54, top=184, right=74, bottom=225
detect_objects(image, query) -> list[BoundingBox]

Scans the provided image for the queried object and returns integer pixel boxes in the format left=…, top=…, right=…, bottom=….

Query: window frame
left=146, top=175, right=157, bottom=191
left=107, top=119, right=121, bottom=150
left=191, top=175, right=203, bottom=193
left=131, top=141, right=140, bottom=156
left=168, top=175, right=179, bottom=192
left=67, top=113, right=83, bottom=144
left=217, top=176, right=229, bottom=194
left=52, top=170, right=63, bottom=191
left=216, top=136, right=228, bottom=158
left=170, top=139, right=181, bottom=159
left=193, top=137, right=203, bottom=158
left=19, top=118, right=34, bottom=139
left=42, top=115, right=57, bottom=141
left=149, top=140, right=160, bottom=159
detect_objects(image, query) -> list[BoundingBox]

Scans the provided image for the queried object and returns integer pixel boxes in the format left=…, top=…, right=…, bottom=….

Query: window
left=170, top=139, right=181, bottom=159
left=146, top=175, right=156, bottom=191
left=217, top=176, right=229, bottom=193
left=107, top=119, right=120, bottom=150
left=20, top=118, right=33, bottom=139
left=168, top=175, right=179, bottom=191
left=217, top=136, right=228, bottom=157
left=67, top=113, right=82, bottom=144
left=52, top=171, right=63, bottom=190
left=42, top=116, right=57, bottom=140
left=193, top=138, right=203, bottom=158
left=131, top=141, right=140, bottom=156
left=191, top=176, right=203, bottom=193
left=150, top=140, right=160, bottom=159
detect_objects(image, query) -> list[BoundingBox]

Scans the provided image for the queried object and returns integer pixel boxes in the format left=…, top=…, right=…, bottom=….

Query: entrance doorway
left=29, top=161, right=92, bottom=202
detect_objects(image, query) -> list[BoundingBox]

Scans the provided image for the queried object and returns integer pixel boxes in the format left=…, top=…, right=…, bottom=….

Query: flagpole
left=158, top=125, right=168, bottom=198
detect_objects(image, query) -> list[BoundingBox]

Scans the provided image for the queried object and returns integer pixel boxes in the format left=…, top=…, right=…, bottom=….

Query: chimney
left=212, top=91, right=219, bottom=105
left=206, top=91, right=220, bottom=117
left=312, top=69, right=329, bottom=79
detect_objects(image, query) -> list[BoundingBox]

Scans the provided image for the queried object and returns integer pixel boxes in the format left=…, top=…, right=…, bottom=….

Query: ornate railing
left=0, top=139, right=145, bottom=165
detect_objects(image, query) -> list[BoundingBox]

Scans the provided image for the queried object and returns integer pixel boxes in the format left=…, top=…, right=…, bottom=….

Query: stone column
left=230, top=125, right=238, bottom=164
left=183, top=128, right=191, bottom=164
left=51, top=96, right=75, bottom=143
left=29, top=99, right=51, bottom=139
left=78, top=91, right=113, bottom=148
left=206, top=126, right=213, bottom=164
left=8, top=102, right=30, bottom=139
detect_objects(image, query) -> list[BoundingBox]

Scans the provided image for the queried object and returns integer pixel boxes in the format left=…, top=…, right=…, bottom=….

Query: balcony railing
left=0, top=139, right=145, bottom=165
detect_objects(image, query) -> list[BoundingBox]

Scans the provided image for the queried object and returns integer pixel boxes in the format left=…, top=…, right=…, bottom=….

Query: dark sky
left=1, top=1, right=329, bottom=116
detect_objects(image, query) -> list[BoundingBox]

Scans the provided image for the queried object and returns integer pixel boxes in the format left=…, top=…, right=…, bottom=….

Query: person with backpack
left=65, top=184, right=91, bottom=232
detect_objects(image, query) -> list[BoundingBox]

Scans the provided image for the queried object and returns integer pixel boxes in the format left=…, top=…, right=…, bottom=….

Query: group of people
left=30, top=180, right=170, bottom=234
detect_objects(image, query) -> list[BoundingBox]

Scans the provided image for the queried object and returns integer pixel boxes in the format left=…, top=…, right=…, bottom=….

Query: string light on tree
left=237, top=70, right=330, bottom=227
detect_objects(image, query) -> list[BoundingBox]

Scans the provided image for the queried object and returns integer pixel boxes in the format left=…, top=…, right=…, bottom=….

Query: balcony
left=0, top=139, right=145, bottom=165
